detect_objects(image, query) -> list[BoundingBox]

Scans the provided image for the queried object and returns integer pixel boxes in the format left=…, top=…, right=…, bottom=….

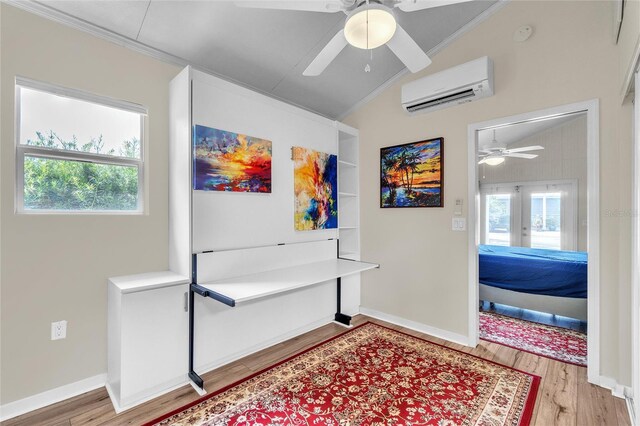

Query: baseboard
left=106, top=378, right=190, bottom=414
left=596, top=375, right=632, bottom=399
left=626, top=396, right=636, bottom=426
left=359, top=307, right=471, bottom=347
left=0, top=373, right=106, bottom=421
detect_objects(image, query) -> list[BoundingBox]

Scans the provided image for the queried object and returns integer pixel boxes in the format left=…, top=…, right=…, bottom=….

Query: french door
left=481, top=180, right=577, bottom=251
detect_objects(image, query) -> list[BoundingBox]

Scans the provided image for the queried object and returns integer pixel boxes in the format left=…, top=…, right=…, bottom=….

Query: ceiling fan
left=478, top=130, right=544, bottom=166
left=236, top=0, right=473, bottom=76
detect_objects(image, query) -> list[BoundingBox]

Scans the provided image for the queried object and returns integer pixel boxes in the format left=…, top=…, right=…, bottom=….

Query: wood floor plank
left=534, top=360, right=578, bottom=426
left=615, top=396, right=632, bottom=426
left=2, top=388, right=110, bottom=426
left=0, top=314, right=628, bottom=426
left=576, top=368, right=621, bottom=426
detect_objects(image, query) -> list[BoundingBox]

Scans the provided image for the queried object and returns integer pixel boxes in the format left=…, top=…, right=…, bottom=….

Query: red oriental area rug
left=146, top=322, right=539, bottom=426
left=479, top=311, right=587, bottom=367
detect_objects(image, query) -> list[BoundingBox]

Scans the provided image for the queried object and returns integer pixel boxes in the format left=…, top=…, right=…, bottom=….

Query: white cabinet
left=107, top=272, right=190, bottom=412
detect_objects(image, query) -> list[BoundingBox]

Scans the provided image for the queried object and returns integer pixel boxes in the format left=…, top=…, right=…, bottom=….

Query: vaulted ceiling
left=20, top=0, right=500, bottom=119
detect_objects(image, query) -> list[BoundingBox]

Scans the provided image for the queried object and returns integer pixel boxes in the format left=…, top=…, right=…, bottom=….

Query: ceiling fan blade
left=504, top=145, right=544, bottom=154
left=386, top=24, right=431, bottom=73
left=235, top=1, right=345, bottom=13
left=398, top=0, right=473, bottom=12
left=303, top=29, right=348, bottom=76
left=478, top=158, right=489, bottom=165
left=504, top=153, right=538, bottom=159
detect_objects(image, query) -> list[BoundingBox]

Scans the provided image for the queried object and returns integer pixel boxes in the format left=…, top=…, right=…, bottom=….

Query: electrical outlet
left=51, top=320, right=67, bottom=340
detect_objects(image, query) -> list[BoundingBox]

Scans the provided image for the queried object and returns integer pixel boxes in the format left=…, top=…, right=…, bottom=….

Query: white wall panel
left=191, top=71, right=338, bottom=252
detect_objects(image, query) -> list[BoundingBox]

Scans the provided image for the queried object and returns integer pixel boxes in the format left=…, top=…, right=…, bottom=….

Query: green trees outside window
left=23, top=131, right=140, bottom=211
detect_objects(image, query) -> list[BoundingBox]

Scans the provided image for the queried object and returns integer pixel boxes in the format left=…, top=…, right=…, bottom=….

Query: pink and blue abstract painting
left=293, top=147, right=338, bottom=231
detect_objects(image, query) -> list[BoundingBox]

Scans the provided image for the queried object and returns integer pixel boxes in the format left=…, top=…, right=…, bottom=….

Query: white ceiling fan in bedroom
left=236, top=0, right=473, bottom=76
left=478, top=130, right=544, bottom=166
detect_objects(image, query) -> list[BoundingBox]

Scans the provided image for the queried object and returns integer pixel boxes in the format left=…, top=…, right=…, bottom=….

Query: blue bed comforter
left=479, top=245, right=588, bottom=298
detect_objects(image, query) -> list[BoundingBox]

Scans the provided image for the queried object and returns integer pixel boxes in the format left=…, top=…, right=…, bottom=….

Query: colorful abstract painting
left=380, top=138, right=444, bottom=208
left=293, top=147, right=337, bottom=231
left=193, top=125, right=271, bottom=193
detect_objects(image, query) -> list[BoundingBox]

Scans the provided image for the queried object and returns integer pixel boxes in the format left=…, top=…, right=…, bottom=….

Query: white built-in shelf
left=198, top=259, right=378, bottom=305
left=339, top=251, right=358, bottom=258
left=338, top=160, right=357, bottom=167
left=339, top=226, right=357, bottom=229
left=339, top=192, right=357, bottom=197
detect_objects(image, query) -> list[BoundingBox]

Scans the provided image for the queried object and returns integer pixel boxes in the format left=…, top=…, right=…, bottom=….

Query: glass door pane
left=530, top=192, right=562, bottom=250
left=486, top=194, right=511, bottom=246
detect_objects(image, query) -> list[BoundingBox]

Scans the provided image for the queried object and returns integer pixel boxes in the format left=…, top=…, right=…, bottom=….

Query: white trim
left=596, top=375, right=633, bottom=399
left=628, top=396, right=637, bottom=426
left=2, top=0, right=335, bottom=120
left=359, top=308, right=471, bottom=347
left=337, top=0, right=509, bottom=121
left=632, top=70, right=640, bottom=426
left=621, top=35, right=640, bottom=99
left=467, top=99, right=600, bottom=383
left=0, top=373, right=106, bottom=421
left=16, top=76, right=148, bottom=115
left=14, top=81, right=146, bottom=214
left=105, top=378, right=192, bottom=414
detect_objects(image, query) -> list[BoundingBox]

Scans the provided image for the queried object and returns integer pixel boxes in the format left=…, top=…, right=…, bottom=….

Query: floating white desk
left=187, top=240, right=379, bottom=391
left=197, top=258, right=378, bottom=306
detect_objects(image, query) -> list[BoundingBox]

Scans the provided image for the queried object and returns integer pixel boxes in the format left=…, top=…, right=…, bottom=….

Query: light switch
left=452, top=218, right=466, bottom=231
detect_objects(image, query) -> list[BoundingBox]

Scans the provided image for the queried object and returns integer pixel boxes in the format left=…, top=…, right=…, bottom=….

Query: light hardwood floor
left=1, top=315, right=630, bottom=426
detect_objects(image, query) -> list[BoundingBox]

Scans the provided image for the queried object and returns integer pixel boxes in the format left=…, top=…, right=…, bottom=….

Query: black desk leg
left=188, top=285, right=204, bottom=390
left=334, top=277, right=352, bottom=326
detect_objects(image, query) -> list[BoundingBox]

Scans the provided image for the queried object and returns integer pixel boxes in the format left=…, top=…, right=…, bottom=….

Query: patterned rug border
left=479, top=311, right=587, bottom=367
left=145, top=321, right=541, bottom=426
left=481, top=310, right=587, bottom=334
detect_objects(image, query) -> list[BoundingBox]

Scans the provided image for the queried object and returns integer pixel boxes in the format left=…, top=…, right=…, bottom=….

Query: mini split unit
left=401, top=56, right=494, bottom=114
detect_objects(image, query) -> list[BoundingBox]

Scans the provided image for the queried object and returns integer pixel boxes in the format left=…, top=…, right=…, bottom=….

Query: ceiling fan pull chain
left=365, top=41, right=373, bottom=72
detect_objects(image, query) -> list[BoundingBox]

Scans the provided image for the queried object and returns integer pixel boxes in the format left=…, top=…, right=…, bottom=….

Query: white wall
left=480, top=115, right=588, bottom=251
left=190, top=71, right=338, bottom=251
left=344, top=0, right=634, bottom=387
left=0, top=4, right=181, bottom=404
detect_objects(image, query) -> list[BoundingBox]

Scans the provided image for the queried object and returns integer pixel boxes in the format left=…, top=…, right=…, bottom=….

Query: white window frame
left=15, top=77, right=147, bottom=214
left=479, top=179, right=578, bottom=251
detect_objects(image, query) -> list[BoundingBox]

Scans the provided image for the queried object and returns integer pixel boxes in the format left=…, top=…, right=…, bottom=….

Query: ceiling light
left=484, top=156, right=505, bottom=166
left=344, top=4, right=396, bottom=50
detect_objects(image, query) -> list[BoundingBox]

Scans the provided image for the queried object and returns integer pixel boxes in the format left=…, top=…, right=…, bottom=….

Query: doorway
left=467, top=100, right=600, bottom=383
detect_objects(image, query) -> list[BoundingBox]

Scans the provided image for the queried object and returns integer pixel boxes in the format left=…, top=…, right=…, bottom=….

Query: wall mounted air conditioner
left=401, top=56, right=494, bottom=114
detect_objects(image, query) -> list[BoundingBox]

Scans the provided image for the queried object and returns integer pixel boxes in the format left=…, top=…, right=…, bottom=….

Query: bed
left=479, top=244, right=588, bottom=320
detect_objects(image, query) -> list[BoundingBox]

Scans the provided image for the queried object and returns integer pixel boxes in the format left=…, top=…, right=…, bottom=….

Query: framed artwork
left=380, top=137, right=444, bottom=208
left=292, top=146, right=338, bottom=231
left=193, top=124, right=272, bottom=193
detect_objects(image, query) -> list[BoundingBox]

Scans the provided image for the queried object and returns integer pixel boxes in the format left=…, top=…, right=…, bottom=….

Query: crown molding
left=2, top=0, right=334, bottom=120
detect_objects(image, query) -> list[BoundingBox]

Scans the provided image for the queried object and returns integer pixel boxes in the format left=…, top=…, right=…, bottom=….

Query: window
left=530, top=192, right=562, bottom=250
left=485, top=193, right=512, bottom=246
left=481, top=181, right=577, bottom=251
left=16, top=78, right=146, bottom=213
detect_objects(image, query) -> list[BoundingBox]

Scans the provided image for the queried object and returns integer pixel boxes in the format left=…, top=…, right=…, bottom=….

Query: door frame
left=467, top=100, right=600, bottom=384
left=632, top=70, right=639, bottom=421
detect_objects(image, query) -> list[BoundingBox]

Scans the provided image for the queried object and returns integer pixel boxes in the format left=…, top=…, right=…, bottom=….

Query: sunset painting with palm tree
left=380, top=138, right=443, bottom=208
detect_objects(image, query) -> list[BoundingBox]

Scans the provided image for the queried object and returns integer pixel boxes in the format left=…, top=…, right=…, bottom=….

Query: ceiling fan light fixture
left=344, top=5, right=396, bottom=50
left=483, top=156, right=505, bottom=166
